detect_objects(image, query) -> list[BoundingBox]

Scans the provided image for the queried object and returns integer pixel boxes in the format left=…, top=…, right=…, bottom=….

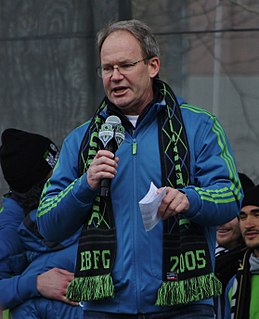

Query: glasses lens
left=96, top=66, right=102, bottom=77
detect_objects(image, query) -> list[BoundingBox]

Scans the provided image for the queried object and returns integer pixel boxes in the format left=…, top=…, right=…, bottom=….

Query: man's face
left=100, top=30, right=160, bottom=115
left=239, top=205, right=259, bottom=257
left=216, top=217, right=242, bottom=250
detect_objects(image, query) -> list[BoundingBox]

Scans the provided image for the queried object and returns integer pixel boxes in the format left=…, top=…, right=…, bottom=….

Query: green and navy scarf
left=230, top=249, right=252, bottom=319
left=66, top=79, right=222, bottom=306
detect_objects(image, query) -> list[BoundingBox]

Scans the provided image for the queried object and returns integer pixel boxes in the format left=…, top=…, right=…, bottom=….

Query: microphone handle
left=100, top=178, right=111, bottom=197
left=100, top=138, right=116, bottom=197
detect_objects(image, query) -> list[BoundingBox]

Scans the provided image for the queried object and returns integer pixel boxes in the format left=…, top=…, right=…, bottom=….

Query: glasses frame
left=96, top=57, right=151, bottom=78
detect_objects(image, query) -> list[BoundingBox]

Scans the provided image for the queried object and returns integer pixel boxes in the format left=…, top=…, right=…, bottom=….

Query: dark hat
left=238, top=172, right=255, bottom=192
left=0, top=128, right=59, bottom=193
left=242, top=185, right=259, bottom=208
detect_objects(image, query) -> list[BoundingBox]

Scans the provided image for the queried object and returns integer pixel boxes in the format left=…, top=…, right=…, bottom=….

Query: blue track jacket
left=37, top=98, right=243, bottom=314
left=0, top=196, right=83, bottom=318
left=0, top=197, right=25, bottom=279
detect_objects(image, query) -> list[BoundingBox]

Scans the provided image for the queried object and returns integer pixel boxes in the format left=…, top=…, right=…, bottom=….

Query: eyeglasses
left=96, top=57, right=150, bottom=78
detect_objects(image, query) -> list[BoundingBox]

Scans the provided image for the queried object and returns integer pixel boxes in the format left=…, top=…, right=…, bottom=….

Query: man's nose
left=111, top=67, right=123, bottom=79
left=245, top=215, right=256, bottom=228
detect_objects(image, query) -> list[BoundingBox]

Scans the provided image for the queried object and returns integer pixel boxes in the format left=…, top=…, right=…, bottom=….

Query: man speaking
left=37, top=19, right=243, bottom=319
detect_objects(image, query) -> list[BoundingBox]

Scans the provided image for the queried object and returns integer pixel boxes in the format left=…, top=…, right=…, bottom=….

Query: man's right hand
left=87, top=150, right=119, bottom=189
left=36, top=268, right=79, bottom=306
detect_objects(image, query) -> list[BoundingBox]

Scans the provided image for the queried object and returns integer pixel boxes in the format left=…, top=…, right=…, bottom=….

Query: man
left=37, top=20, right=243, bottom=319
left=216, top=173, right=254, bottom=252
left=216, top=217, right=244, bottom=252
left=224, top=184, right=259, bottom=319
left=215, top=173, right=254, bottom=318
left=0, top=128, right=83, bottom=318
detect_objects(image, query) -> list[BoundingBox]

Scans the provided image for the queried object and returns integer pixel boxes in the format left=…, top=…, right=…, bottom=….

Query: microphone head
left=105, top=115, right=121, bottom=127
left=107, top=116, right=125, bottom=148
left=98, top=115, right=125, bottom=150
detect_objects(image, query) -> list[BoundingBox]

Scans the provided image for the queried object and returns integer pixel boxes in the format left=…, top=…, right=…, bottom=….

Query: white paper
left=139, top=182, right=166, bottom=231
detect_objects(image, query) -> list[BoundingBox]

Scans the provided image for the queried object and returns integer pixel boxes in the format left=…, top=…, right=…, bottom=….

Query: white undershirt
left=126, top=115, right=139, bottom=128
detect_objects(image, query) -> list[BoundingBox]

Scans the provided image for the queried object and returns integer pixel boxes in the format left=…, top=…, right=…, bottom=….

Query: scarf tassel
left=66, top=273, right=114, bottom=302
left=156, top=273, right=222, bottom=306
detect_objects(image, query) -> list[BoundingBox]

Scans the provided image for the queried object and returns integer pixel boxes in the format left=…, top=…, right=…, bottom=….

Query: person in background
left=37, top=19, right=243, bottom=319
left=224, top=184, right=259, bottom=319
left=0, top=128, right=83, bottom=318
left=215, top=172, right=255, bottom=318
left=216, top=173, right=255, bottom=253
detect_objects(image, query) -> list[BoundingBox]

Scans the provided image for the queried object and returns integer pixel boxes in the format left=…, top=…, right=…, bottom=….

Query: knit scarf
left=230, top=249, right=252, bottom=319
left=66, top=79, right=222, bottom=306
left=214, top=243, right=246, bottom=318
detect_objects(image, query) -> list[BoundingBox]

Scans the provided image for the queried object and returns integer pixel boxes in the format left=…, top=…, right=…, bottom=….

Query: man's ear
left=148, top=57, right=160, bottom=79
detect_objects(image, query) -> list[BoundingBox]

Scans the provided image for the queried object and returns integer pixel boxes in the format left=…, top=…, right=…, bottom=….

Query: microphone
left=98, top=115, right=125, bottom=197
